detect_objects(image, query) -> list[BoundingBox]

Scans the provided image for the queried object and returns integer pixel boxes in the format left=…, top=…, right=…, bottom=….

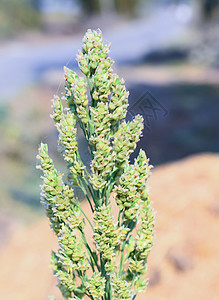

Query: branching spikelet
left=58, top=225, right=89, bottom=272
left=37, top=29, right=155, bottom=300
left=77, top=29, right=111, bottom=76
left=87, top=272, right=106, bottom=299
left=90, top=139, right=114, bottom=190
left=113, top=115, right=144, bottom=169
left=109, top=75, right=129, bottom=123
left=37, top=143, right=54, bottom=172
left=51, top=95, right=63, bottom=123
left=51, top=251, right=76, bottom=294
left=114, top=149, right=152, bottom=224
left=114, top=165, right=141, bottom=223
left=111, top=274, right=131, bottom=300
left=134, top=149, right=152, bottom=197
left=64, top=67, right=78, bottom=109
left=56, top=111, right=77, bottom=163
left=90, top=102, right=111, bottom=144
left=93, top=205, right=121, bottom=260
left=72, top=77, right=90, bottom=124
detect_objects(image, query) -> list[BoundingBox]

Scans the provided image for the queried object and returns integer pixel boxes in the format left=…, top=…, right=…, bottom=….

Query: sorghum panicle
left=37, top=29, right=154, bottom=300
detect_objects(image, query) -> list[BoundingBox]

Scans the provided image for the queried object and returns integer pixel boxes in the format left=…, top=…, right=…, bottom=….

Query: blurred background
left=0, top=0, right=219, bottom=299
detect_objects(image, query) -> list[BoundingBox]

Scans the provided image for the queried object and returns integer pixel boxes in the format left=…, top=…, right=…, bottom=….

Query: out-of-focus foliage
left=199, top=0, right=219, bottom=20
left=190, top=0, right=219, bottom=66
left=0, top=0, right=40, bottom=38
left=77, top=0, right=141, bottom=16
left=114, top=0, right=141, bottom=16
left=79, top=0, right=101, bottom=15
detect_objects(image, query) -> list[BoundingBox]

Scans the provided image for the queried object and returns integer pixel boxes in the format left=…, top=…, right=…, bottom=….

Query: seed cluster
left=90, top=139, right=114, bottom=190
left=86, top=272, right=106, bottom=299
left=93, top=205, right=128, bottom=272
left=113, top=116, right=144, bottom=169
left=114, top=149, right=151, bottom=223
left=37, top=29, right=154, bottom=300
left=37, top=143, right=74, bottom=233
left=111, top=274, right=131, bottom=300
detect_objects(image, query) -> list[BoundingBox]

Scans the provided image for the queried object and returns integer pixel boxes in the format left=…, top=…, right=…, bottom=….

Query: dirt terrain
left=0, top=153, right=219, bottom=300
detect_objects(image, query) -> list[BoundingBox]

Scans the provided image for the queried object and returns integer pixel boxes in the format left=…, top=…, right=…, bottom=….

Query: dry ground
left=0, top=153, right=219, bottom=300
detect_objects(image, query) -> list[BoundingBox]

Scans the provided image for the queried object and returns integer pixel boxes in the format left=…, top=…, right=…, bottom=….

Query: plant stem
left=119, top=238, right=127, bottom=276
left=85, top=194, right=94, bottom=213
left=80, top=230, right=100, bottom=272
left=118, top=209, right=122, bottom=226
left=86, top=75, right=94, bottom=107
left=78, top=177, right=95, bottom=212
left=107, top=276, right=112, bottom=300
left=74, top=202, right=94, bottom=231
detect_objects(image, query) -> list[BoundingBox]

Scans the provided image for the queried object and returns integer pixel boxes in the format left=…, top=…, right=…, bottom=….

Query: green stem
left=82, top=175, right=95, bottom=201
left=85, top=194, right=94, bottom=213
left=78, top=177, right=87, bottom=194
left=100, top=253, right=105, bottom=275
left=119, top=239, right=127, bottom=276
left=105, top=179, right=116, bottom=205
left=74, top=202, right=94, bottom=231
left=78, top=118, right=89, bottom=140
left=78, top=273, right=95, bottom=300
left=86, top=75, right=95, bottom=138
left=74, top=155, right=96, bottom=208
left=107, top=276, right=112, bottom=300
left=118, top=209, right=122, bottom=226
left=130, top=276, right=136, bottom=289
left=87, top=183, right=95, bottom=202
left=77, top=177, right=95, bottom=213
left=104, top=167, right=120, bottom=205
left=86, top=75, right=94, bottom=107
left=80, top=230, right=100, bottom=272
left=85, top=292, right=95, bottom=300
left=119, top=222, right=137, bottom=276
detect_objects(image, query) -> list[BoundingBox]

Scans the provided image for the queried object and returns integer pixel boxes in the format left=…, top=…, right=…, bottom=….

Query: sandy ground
left=0, top=153, right=219, bottom=300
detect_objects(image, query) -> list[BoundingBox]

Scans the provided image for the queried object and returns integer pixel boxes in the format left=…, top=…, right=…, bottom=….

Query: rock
left=208, top=199, right=219, bottom=216
left=148, top=268, right=161, bottom=286
left=166, top=249, right=194, bottom=272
